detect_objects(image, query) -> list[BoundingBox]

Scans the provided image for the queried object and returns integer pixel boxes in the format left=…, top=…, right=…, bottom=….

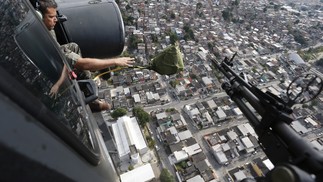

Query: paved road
left=144, top=92, right=228, bottom=113
left=147, top=121, right=177, bottom=180
left=310, top=67, right=323, bottom=78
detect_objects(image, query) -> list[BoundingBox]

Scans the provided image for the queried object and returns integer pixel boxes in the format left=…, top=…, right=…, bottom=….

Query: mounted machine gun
left=210, top=53, right=323, bottom=182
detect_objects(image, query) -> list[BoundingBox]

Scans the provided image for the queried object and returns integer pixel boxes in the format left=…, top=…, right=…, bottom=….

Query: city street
left=142, top=73, right=281, bottom=181
left=147, top=120, right=177, bottom=179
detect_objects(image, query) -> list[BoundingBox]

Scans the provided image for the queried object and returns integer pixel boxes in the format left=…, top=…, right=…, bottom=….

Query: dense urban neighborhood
left=94, top=0, right=323, bottom=181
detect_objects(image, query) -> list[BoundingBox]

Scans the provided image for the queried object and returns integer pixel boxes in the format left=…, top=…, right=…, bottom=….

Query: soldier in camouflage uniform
left=38, top=0, right=134, bottom=111
left=49, top=29, right=91, bottom=79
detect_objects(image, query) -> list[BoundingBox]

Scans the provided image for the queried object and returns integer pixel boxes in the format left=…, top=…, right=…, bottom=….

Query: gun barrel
left=210, top=55, right=323, bottom=178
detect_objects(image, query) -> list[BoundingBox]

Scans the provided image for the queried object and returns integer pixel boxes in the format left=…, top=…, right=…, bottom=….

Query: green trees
left=291, top=30, right=308, bottom=46
left=294, top=19, right=300, bottom=24
left=128, top=165, right=134, bottom=171
left=190, top=73, right=197, bottom=80
left=221, top=0, right=239, bottom=22
left=165, top=108, right=176, bottom=113
left=111, top=108, right=127, bottom=119
left=170, top=12, right=176, bottom=19
left=233, top=0, right=240, bottom=6
left=274, top=4, right=281, bottom=11
left=133, top=106, right=151, bottom=127
left=196, top=2, right=202, bottom=9
left=122, top=4, right=135, bottom=26
left=169, top=80, right=179, bottom=88
left=146, top=136, right=156, bottom=149
left=170, top=32, right=179, bottom=45
left=122, top=14, right=134, bottom=25
left=316, top=58, right=323, bottom=67
left=128, top=34, right=140, bottom=51
left=125, top=4, right=131, bottom=10
left=165, top=30, right=179, bottom=45
left=160, top=168, right=175, bottom=182
left=151, top=34, right=158, bottom=43
left=183, top=24, right=195, bottom=41
left=222, top=8, right=233, bottom=22
left=196, top=2, right=204, bottom=18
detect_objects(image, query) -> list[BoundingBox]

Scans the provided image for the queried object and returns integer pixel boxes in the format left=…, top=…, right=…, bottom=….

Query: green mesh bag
left=94, top=44, right=184, bottom=80
left=147, top=44, right=184, bottom=75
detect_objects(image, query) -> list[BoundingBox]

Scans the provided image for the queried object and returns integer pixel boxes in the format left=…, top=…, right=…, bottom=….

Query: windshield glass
left=0, top=0, right=97, bottom=154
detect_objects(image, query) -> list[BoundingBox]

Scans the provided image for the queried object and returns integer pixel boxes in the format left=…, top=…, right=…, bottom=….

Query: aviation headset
left=32, top=0, right=64, bottom=22
left=31, top=0, right=43, bottom=19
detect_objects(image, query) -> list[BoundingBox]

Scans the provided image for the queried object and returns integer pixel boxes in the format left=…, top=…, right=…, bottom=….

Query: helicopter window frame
left=0, top=0, right=102, bottom=165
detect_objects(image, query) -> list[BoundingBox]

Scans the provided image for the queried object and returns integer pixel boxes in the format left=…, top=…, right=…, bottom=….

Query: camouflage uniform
left=49, top=30, right=110, bottom=111
left=50, top=30, right=91, bottom=79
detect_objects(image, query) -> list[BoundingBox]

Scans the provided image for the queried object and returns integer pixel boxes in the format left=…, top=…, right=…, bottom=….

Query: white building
left=145, top=91, right=154, bottom=103
left=124, top=87, right=130, bottom=96
left=211, top=144, right=228, bottom=164
left=202, top=77, right=213, bottom=86
left=186, top=175, right=205, bottom=182
left=305, top=117, right=318, bottom=127
left=112, top=119, right=130, bottom=161
left=120, top=163, right=155, bottom=182
left=175, top=85, right=186, bottom=94
left=178, top=130, right=193, bottom=141
left=184, top=143, right=202, bottom=156
left=227, top=130, right=238, bottom=140
left=241, top=137, right=255, bottom=153
left=237, top=123, right=256, bottom=137
left=133, top=94, right=141, bottom=103
left=184, top=105, right=201, bottom=119
left=112, top=116, right=148, bottom=161
left=206, top=100, right=217, bottom=110
left=156, top=112, right=167, bottom=120
left=216, top=107, right=226, bottom=120
left=234, top=171, right=247, bottom=181
left=172, top=150, right=189, bottom=164
left=291, top=120, right=309, bottom=134
left=233, top=107, right=243, bottom=117
left=213, top=151, right=228, bottom=165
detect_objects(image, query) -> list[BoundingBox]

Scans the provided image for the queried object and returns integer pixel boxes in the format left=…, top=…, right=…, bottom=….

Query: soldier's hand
left=115, top=57, right=135, bottom=67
